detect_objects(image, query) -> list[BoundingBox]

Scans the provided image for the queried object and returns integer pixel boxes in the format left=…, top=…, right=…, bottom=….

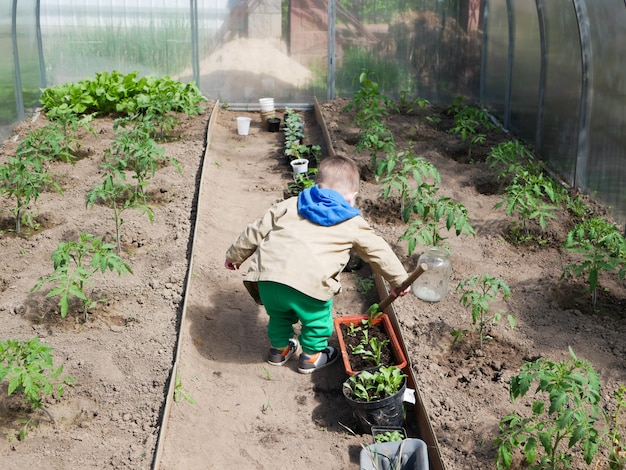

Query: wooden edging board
left=152, top=102, right=218, bottom=470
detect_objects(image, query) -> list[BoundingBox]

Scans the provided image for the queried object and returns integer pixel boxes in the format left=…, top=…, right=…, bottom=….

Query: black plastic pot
left=267, top=117, right=281, bottom=132
left=343, top=370, right=407, bottom=432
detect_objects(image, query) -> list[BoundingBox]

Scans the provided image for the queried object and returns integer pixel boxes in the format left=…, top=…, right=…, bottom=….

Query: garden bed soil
left=0, top=98, right=625, bottom=470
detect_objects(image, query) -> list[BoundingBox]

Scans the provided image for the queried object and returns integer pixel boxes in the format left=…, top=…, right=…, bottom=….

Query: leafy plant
left=455, top=274, right=514, bottom=349
left=608, top=385, right=626, bottom=470
left=346, top=322, right=364, bottom=337
left=286, top=169, right=317, bottom=197
left=486, top=140, right=538, bottom=186
left=16, top=114, right=94, bottom=165
left=32, top=232, right=133, bottom=320
left=374, top=430, right=406, bottom=443
left=173, top=374, right=196, bottom=404
left=398, top=90, right=429, bottom=115
left=0, top=152, right=62, bottom=233
left=86, top=173, right=154, bottom=254
left=376, top=145, right=441, bottom=221
left=350, top=332, right=390, bottom=367
left=561, top=216, right=626, bottom=308
left=447, top=97, right=497, bottom=158
left=344, top=366, right=406, bottom=402
left=104, top=116, right=180, bottom=197
left=400, top=193, right=475, bottom=253
left=353, top=272, right=375, bottom=297
left=494, top=347, right=602, bottom=470
left=0, top=337, right=75, bottom=440
left=344, top=69, right=398, bottom=169
left=283, top=108, right=305, bottom=159
left=494, top=170, right=563, bottom=241
left=40, top=70, right=204, bottom=119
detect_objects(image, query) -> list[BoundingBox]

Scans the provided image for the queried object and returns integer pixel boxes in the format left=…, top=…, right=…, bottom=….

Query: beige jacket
left=225, top=197, right=408, bottom=303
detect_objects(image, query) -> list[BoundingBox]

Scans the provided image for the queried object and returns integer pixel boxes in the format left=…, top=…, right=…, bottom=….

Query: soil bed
left=1, top=98, right=625, bottom=470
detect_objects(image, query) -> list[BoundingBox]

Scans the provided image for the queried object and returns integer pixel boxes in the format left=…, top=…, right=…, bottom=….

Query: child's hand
left=224, top=259, right=239, bottom=270
left=391, top=285, right=411, bottom=298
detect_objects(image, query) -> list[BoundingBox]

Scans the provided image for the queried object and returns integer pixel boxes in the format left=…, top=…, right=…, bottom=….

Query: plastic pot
left=334, top=313, right=408, bottom=375
left=267, top=117, right=281, bottom=132
left=343, top=368, right=407, bottom=432
left=236, top=117, right=251, bottom=136
left=290, top=158, right=309, bottom=174
left=359, top=438, right=429, bottom=470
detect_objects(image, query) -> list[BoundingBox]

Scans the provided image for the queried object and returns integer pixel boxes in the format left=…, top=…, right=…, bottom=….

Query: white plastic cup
left=236, top=117, right=252, bottom=136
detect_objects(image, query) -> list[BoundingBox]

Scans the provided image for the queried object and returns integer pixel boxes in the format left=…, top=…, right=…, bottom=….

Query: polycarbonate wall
left=3, top=1, right=626, bottom=226
left=483, top=0, right=626, bottom=225
left=0, top=0, right=44, bottom=142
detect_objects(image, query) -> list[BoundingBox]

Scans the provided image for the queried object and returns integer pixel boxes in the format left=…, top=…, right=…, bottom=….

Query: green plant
left=16, top=114, right=94, bottom=165
left=104, top=116, right=180, bottom=197
left=344, top=366, right=406, bottom=402
left=494, top=347, right=602, bottom=470
left=447, top=97, right=496, bottom=158
left=40, top=70, right=204, bottom=119
left=353, top=272, right=375, bottom=297
left=398, top=90, right=429, bottom=115
left=608, top=385, right=626, bottom=470
left=32, top=232, right=133, bottom=320
left=345, top=69, right=398, bottom=128
left=455, top=274, right=514, bottom=349
left=350, top=331, right=390, bottom=367
left=173, top=374, right=196, bottom=404
left=346, top=322, right=364, bottom=337
left=486, top=140, right=538, bottom=185
left=376, top=146, right=441, bottom=221
left=401, top=193, right=475, bottom=253
left=0, top=152, right=62, bottom=233
left=86, top=173, right=154, bottom=254
left=561, top=216, right=626, bottom=308
left=0, top=337, right=75, bottom=440
left=344, top=69, right=398, bottom=169
left=374, top=430, right=405, bottom=443
left=494, top=170, right=563, bottom=241
left=286, top=169, right=317, bottom=197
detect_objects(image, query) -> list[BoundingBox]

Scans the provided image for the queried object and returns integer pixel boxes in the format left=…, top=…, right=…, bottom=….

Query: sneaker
left=267, top=338, right=299, bottom=366
left=297, top=346, right=339, bottom=374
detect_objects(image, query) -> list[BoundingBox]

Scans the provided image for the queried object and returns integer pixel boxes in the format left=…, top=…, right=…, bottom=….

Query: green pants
left=257, top=281, right=333, bottom=354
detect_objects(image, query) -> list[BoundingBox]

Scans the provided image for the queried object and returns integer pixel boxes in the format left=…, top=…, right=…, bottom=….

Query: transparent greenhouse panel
left=40, top=0, right=193, bottom=86
left=195, top=0, right=328, bottom=106
left=583, top=0, right=626, bottom=224
left=333, top=0, right=482, bottom=104
left=482, top=0, right=508, bottom=119
left=16, top=0, right=44, bottom=114
left=538, top=0, right=581, bottom=184
left=0, top=2, right=18, bottom=142
left=508, top=0, right=540, bottom=143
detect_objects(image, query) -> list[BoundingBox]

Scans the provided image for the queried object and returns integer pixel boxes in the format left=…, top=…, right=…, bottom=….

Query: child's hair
left=316, top=155, right=360, bottom=196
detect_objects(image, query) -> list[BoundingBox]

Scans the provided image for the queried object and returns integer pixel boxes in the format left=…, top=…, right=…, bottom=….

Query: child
left=224, top=155, right=410, bottom=374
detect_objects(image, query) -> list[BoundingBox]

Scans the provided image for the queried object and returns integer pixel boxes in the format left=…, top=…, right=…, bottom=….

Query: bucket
left=236, top=117, right=252, bottom=136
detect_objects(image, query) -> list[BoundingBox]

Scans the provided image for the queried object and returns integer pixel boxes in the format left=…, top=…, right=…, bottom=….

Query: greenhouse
left=1, top=1, right=626, bottom=469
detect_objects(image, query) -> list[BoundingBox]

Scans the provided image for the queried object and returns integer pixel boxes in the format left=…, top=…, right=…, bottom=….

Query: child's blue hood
left=298, top=185, right=361, bottom=226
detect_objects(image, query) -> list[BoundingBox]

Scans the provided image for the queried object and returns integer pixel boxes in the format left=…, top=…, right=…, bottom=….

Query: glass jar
left=412, top=247, right=452, bottom=302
